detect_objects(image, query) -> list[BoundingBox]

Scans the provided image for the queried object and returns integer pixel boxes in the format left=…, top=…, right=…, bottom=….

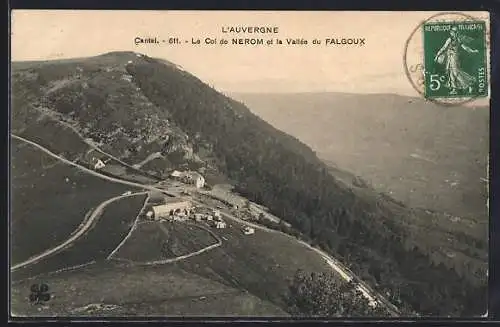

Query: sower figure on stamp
left=434, top=26, right=479, bottom=95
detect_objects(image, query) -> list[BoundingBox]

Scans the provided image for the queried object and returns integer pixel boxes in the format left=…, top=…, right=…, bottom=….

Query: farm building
left=184, top=172, right=205, bottom=188
left=94, top=159, right=106, bottom=170
left=151, top=198, right=192, bottom=219
left=243, top=226, right=255, bottom=235
left=214, top=221, right=227, bottom=229
left=170, top=170, right=183, bottom=178
left=171, top=170, right=206, bottom=189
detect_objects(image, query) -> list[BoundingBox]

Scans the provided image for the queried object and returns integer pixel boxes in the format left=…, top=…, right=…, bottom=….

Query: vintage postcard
left=10, top=10, right=490, bottom=318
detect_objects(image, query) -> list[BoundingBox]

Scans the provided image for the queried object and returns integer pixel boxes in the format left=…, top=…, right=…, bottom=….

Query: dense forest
left=127, top=55, right=486, bottom=316
left=287, top=270, right=389, bottom=317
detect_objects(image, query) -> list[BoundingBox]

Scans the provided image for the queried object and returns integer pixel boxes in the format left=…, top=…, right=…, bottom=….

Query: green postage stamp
left=423, top=21, right=488, bottom=99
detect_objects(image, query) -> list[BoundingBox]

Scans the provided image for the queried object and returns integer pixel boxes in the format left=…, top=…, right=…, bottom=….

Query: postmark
left=403, top=12, right=490, bottom=105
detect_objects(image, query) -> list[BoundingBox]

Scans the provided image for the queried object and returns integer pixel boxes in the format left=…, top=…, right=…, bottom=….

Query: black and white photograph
left=10, top=10, right=490, bottom=318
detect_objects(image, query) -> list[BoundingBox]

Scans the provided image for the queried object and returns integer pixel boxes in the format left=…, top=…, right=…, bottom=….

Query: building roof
left=152, top=201, right=191, bottom=212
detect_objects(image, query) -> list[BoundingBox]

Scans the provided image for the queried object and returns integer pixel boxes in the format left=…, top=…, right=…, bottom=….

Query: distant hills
left=232, top=92, right=489, bottom=220
left=11, top=52, right=487, bottom=316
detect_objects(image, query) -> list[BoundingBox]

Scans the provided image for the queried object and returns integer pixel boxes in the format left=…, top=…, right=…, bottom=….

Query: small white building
left=243, top=227, right=255, bottom=235
left=214, top=210, right=221, bottom=218
left=192, top=173, right=205, bottom=189
left=170, top=170, right=182, bottom=178
left=215, top=221, right=227, bottom=229
left=176, top=171, right=205, bottom=189
left=94, top=159, right=106, bottom=170
left=146, top=211, right=154, bottom=219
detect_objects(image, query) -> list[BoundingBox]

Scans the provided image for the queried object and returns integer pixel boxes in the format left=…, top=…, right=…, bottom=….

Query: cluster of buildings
left=147, top=198, right=193, bottom=220
left=146, top=198, right=255, bottom=235
left=145, top=198, right=227, bottom=228
left=189, top=208, right=227, bottom=229
left=145, top=198, right=256, bottom=235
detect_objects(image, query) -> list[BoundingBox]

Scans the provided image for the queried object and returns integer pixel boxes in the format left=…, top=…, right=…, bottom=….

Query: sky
left=11, top=10, right=490, bottom=97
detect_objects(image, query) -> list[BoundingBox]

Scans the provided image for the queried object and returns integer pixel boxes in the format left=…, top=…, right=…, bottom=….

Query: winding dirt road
left=11, top=134, right=175, bottom=197
left=11, top=191, right=148, bottom=272
left=194, top=199, right=400, bottom=316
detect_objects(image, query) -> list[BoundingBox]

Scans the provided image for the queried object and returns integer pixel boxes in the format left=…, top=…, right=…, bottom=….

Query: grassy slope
left=13, top=107, right=92, bottom=162
left=11, top=138, right=138, bottom=265
left=11, top=262, right=287, bottom=317
left=113, top=221, right=220, bottom=262
left=111, top=214, right=339, bottom=312
left=12, top=193, right=147, bottom=282
left=174, top=218, right=343, bottom=311
left=12, top=53, right=196, bottom=170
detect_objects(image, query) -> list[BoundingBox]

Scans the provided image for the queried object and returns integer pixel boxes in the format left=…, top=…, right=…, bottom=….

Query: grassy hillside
left=173, top=217, right=345, bottom=311
left=12, top=53, right=199, bottom=173
left=11, top=138, right=138, bottom=265
left=112, top=221, right=220, bottom=262
left=12, top=193, right=148, bottom=281
left=111, top=219, right=342, bottom=312
left=11, top=52, right=487, bottom=316
left=11, top=262, right=287, bottom=317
